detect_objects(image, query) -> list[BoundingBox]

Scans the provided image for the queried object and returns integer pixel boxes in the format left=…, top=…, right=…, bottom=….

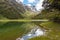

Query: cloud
left=16, top=0, right=44, bottom=11
left=28, top=0, right=35, bottom=3
left=35, top=0, right=44, bottom=11
left=16, top=0, right=24, bottom=3
left=27, top=4, right=32, bottom=6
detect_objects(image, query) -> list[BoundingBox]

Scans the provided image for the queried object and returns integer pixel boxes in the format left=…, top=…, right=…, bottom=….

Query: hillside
left=0, top=0, right=41, bottom=19
left=0, top=0, right=26, bottom=19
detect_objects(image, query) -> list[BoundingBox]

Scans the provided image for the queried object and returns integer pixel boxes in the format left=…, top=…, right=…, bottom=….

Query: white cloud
left=35, top=0, right=44, bottom=11
left=27, top=4, right=31, bottom=6
left=28, top=0, right=35, bottom=3
left=16, top=0, right=24, bottom=3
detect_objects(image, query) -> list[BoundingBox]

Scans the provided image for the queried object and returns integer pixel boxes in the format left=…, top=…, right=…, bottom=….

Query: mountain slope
left=0, top=0, right=26, bottom=19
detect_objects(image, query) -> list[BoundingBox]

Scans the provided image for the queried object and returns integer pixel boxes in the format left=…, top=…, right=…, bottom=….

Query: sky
left=16, top=0, right=44, bottom=11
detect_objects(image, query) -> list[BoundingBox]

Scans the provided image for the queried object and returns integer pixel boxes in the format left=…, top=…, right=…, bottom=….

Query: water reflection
left=0, top=22, right=45, bottom=40
left=16, top=26, right=45, bottom=40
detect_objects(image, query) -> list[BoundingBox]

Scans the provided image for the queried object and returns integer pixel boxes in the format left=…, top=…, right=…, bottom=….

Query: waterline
left=0, top=19, right=49, bottom=22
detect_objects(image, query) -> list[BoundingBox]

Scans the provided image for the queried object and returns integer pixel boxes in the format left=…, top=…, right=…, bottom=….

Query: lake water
left=16, top=26, right=45, bottom=40
left=0, top=22, right=46, bottom=40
